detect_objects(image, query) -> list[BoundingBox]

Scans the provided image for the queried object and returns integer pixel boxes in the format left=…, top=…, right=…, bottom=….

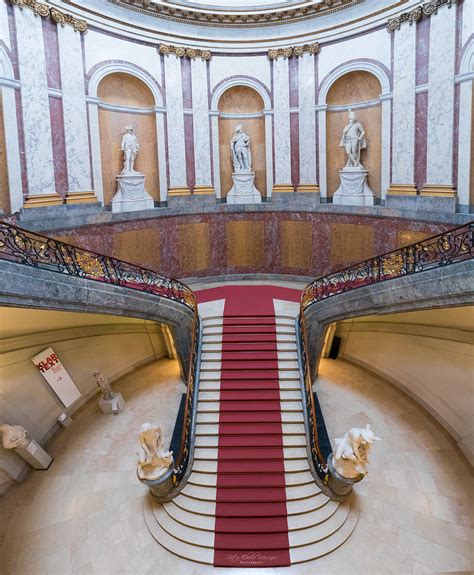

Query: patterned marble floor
left=0, top=357, right=472, bottom=574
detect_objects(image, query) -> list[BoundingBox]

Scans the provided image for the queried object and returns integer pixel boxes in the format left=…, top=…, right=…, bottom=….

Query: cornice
left=108, top=0, right=362, bottom=29
left=8, top=0, right=87, bottom=32
left=387, top=0, right=460, bottom=32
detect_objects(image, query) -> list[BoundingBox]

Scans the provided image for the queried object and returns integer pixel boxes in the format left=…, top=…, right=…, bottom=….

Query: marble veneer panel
left=225, top=220, right=265, bottom=268
left=426, top=7, right=457, bottom=185
left=164, top=55, right=187, bottom=189
left=113, top=228, right=160, bottom=271
left=191, top=59, right=212, bottom=188
left=0, top=90, right=10, bottom=212
left=298, top=53, right=317, bottom=186
left=392, top=24, right=416, bottom=184
left=14, top=6, right=55, bottom=196
left=57, top=25, right=91, bottom=193
left=273, top=58, right=292, bottom=186
left=329, top=222, right=374, bottom=266
left=397, top=230, right=432, bottom=248
left=280, top=220, right=312, bottom=269
left=178, top=222, right=211, bottom=273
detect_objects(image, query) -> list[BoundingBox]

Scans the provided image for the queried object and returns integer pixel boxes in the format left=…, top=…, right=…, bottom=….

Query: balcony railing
left=0, top=222, right=200, bottom=487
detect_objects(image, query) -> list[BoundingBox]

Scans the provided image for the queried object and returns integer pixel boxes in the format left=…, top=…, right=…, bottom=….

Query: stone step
left=196, top=400, right=304, bottom=413
left=195, top=422, right=306, bottom=436
left=195, top=410, right=304, bottom=424
left=197, top=390, right=302, bottom=402
left=193, top=446, right=309, bottom=461
left=198, top=380, right=300, bottom=392
left=194, top=435, right=306, bottom=449
left=182, top=482, right=321, bottom=503
left=201, top=351, right=298, bottom=361
left=198, top=371, right=300, bottom=381
left=187, top=469, right=315, bottom=488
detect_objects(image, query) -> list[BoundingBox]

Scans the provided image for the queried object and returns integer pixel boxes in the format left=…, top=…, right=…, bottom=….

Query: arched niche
left=97, top=72, right=160, bottom=205
left=326, top=71, right=382, bottom=199
left=217, top=85, right=267, bottom=198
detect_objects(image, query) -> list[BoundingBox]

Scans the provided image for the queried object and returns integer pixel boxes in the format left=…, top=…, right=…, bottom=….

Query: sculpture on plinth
left=93, top=370, right=114, bottom=401
left=112, top=127, right=154, bottom=213
left=226, top=124, right=261, bottom=205
left=332, top=424, right=381, bottom=478
left=333, top=110, right=374, bottom=206
left=137, top=423, right=174, bottom=481
left=93, top=370, right=125, bottom=414
left=0, top=423, right=28, bottom=449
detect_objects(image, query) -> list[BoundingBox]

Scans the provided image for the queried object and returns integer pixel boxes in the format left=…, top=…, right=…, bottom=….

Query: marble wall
left=0, top=89, right=9, bottom=213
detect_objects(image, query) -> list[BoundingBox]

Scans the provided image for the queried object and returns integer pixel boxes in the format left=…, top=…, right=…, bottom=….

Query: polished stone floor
left=0, top=358, right=472, bottom=574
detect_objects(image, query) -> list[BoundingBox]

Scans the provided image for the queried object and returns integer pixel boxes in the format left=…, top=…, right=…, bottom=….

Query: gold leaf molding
left=159, top=44, right=212, bottom=60
left=387, top=0, right=460, bottom=32
left=9, top=0, right=87, bottom=32
left=268, top=43, right=320, bottom=60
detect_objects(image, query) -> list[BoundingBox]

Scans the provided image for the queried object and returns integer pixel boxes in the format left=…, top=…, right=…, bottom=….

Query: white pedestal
left=99, top=392, right=125, bottom=415
left=15, top=439, right=53, bottom=470
left=333, top=168, right=374, bottom=207
left=226, top=172, right=261, bottom=204
left=112, top=173, right=154, bottom=213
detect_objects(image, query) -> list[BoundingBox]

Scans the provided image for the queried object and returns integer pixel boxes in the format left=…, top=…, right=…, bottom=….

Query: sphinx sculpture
left=137, top=423, right=174, bottom=481
left=332, top=424, right=380, bottom=478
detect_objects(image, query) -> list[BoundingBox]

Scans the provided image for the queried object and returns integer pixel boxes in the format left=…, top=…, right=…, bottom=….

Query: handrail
left=0, top=222, right=200, bottom=488
left=297, top=222, right=474, bottom=480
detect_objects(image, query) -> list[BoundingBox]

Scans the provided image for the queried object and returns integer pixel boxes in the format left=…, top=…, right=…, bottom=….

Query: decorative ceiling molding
left=109, top=0, right=362, bottom=28
left=387, top=0, right=460, bottom=32
left=159, top=44, right=212, bottom=60
left=268, top=42, right=320, bottom=59
left=9, top=0, right=87, bottom=32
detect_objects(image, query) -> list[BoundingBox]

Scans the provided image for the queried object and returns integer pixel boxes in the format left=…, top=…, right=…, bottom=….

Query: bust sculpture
left=93, top=370, right=114, bottom=401
left=340, top=111, right=367, bottom=168
left=332, top=424, right=380, bottom=478
left=231, top=124, right=252, bottom=172
left=121, top=126, right=140, bottom=173
left=0, top=424, right=29, bottom=450
left=137, top=423, right=173, bottom=481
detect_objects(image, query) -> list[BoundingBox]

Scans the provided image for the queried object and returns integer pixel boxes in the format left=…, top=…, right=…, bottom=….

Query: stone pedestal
left=333, top=168, right=374, bottom=207
left=99, top=392, right=125, bottom=415
left=327, top=453, right=364, bottom=499
left=227, top=172, right=261, bottom=204
left=15, top=439, right=53, bottom=470
left=112, top=173, right=154, bottom=213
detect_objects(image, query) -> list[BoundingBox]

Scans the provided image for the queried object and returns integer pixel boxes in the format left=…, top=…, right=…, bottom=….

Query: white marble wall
left=273, top=57, right=291, bottom=185
left=392, top=24, right=416, bottom=184
left=0, top=1, right=11, bottom=50
left=191, top=58, right=212, bottom=187
left=14, top=6, right=56, bottom=196
left=298, top=53, right=317, bottom=185
left=426, top=7, right=457, bottom=185
left=57, top=25, right=92, bottom=193
left=210, top=55, right=271, bottom=95
left=164, top=55, right=187, bottom=189
left=457, top=79, right=473, bottom=207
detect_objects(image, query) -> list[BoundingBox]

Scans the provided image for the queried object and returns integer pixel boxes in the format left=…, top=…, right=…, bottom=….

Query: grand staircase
left=144, top=285, right=358, bottom=567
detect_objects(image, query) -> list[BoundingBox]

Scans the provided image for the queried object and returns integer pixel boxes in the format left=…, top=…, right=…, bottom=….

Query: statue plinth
left=333, top=167, right=374, bottom=207
left=226, top=171, right=261, bottom=205
left=112, top=172, right=154, bottom=213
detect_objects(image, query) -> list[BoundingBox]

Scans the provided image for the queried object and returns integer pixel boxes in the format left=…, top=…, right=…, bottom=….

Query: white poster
left=32, top=347, right=81, bottom=408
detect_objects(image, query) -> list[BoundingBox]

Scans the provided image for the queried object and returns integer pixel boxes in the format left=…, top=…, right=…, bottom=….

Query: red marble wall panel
left=49, top=96, right=68, bottom=198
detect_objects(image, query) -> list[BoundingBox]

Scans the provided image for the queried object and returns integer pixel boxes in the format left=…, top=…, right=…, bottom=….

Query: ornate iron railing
left=0, top=222, right=200, bottom=486
left=298, top=222, right=474, bottom=478
left=301, top=223, right=473, bottom=311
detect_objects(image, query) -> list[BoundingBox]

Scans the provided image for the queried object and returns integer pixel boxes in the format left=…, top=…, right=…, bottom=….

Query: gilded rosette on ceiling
left=268, top=43, right=320, bottom=60
left=159, top=44, right=212, bottom=61
left=8, top=0, right=87, bottom=32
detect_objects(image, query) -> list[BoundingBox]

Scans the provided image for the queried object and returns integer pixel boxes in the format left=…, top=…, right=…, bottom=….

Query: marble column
left=14, top=6, right=59, bottom=205
left=317, top=105, right=327, bottom=200
left=210, top=111, right=221, bottom=199
left=298, top=53, right=318, bottom=192
left=457, top=77, right=473, bottom=210
left=272, top=58, right=292, bottom=192
left=87, top=98, right=103, bottom=204
left=424, top=6, right=457, bottom=195
left=164, top=55, right=188, bottom=195
left=389, top=23, right=417, bottom=195
left=155, top=109, right=168, bottom=203
left=191, top=59, right=213, bottom=194
left=1, top=79, right=22, bottom=213
left=57, top=25, right=95, bottom=204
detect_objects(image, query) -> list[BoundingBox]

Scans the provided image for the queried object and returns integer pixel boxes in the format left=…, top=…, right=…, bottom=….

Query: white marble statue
left=332, top=424, right=380, bottom=478
left=231, top=124, right=252, bottom=172
left=137, top=423, right=173, bottom=481
left=121, top=126, right=140, bottom=174
left=93, top=370, right=114, bottom=401
left=340, top=111, right=367, bottom=168
left=0, top=424, right=28, bottom=450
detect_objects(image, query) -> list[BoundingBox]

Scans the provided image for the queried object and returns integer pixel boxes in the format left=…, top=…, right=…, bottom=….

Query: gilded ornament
left=387, top=0, right=457, bottom=32
left=175, top=46, right=186, bottom=57
left=267, top=43, right=320, bottom=60
left=75, top=252, right=104, bottom=277
left=159, top=44, right=170, bottom=55
left=8, top=0, right=87, bottom=31
left=158, top=43, right=212, bottom=61
left=381, top=253, right=404, bottom=276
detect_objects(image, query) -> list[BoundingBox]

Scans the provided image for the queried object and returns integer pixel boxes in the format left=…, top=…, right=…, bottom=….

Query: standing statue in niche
left=121, top=126, right=140, bottom=173
left=93, top=370, right=114, bottom=401
left=0, top=424, right=28, bottom=450
left=137, top=423, right=174, bottom=481
left=231, top=124, right=252, bottom=172
left=332, top=424, right=380, bottom=478
left=340, top=111, right=367, bottom=168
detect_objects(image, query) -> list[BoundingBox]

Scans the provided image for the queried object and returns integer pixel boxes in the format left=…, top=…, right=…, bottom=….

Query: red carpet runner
left=197, top=286, right=301, bottom=568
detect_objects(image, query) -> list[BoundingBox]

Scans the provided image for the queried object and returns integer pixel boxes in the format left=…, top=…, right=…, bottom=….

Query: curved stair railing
left=0, top=222, right=201, bottom=498
left=297, top=222, right=474, bottom=497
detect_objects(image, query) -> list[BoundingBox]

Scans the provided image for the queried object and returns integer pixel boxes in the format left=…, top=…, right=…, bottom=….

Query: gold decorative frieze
left=9, top=0, right=87, bottom=32
left=387, top=0, right=460, bottom=32
left=268, top=43, right=320, bottom=60
left=159, top=44, right=212, bottom=61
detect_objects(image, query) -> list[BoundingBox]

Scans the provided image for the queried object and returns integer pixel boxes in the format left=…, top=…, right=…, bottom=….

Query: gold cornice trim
left=268, top=43, right=320, bottom=60
left=62, top=0, right=409, bottom=46
left=387, top=184, right=418, bottom=195
left=419, top=184, right=457, bottom=197
left=9, top=0, right=87, bottom=32
left=159, top=44, right=212, bottom=60
left=387, top=0, right=460, bottom=32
